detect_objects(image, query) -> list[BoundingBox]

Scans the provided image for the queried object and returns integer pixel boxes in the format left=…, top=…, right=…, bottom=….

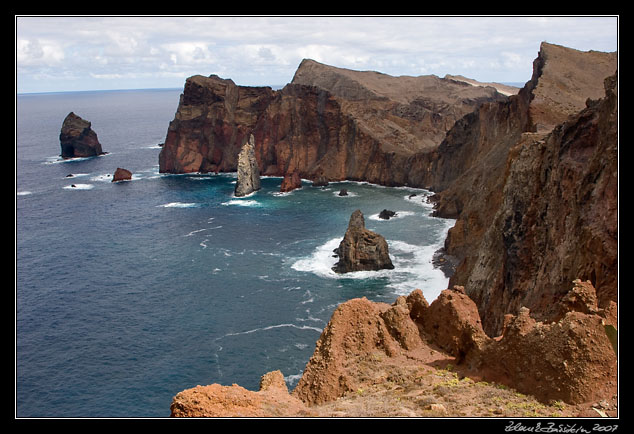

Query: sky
left=15, top=15, right=619, bottom=94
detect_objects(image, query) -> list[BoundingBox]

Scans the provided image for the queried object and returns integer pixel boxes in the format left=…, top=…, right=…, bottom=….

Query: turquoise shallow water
left=16, top=89, right=454, bottom=417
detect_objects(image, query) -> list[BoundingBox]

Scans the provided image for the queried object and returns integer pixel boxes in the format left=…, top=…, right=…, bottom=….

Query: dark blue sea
left=16, top=88, right=455, bottom=418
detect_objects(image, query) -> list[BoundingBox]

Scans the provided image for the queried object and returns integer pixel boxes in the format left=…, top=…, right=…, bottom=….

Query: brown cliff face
left=158, top=75, right=275, bottom=174
left=430, top=43, right=617, bottom=336
left=459, top=72, right=618, bottom=335
left=158, top=61, right=508, bottom=186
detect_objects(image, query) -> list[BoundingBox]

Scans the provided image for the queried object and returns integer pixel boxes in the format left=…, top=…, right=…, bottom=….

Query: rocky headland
left=158, top=59, right=509, bottom=186
left=59, top=112, right=105, bottom=159
left=166, top=42, right=618, bottom=417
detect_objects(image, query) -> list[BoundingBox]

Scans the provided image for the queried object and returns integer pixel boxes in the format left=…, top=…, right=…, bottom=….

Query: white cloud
left=161, top=42, right=215, bottom=65
left=15, top=16, right=618, bottom=93
left=16, top=38, right=65, bottom=66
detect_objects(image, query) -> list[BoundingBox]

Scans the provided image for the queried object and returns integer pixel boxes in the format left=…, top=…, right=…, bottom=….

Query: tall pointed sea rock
left=234, top=134, right=261, bottom=197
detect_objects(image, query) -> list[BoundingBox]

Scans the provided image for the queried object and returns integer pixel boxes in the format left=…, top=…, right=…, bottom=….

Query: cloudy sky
left=15, top=15, right=618, bottom=94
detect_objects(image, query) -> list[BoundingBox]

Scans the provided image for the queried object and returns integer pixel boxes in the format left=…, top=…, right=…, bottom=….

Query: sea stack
left=234, top=134, right=261, bottom=197
left=332, top=209, right=394, bottom=273
left=59, top=112, right=104, bottom=158
left=280, top=171, right=302, bottom=193
left=112, top=167, right=132, bottom=182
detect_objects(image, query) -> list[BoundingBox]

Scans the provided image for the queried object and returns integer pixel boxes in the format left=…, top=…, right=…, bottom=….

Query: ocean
left=16, top=88, right=455, bottom=417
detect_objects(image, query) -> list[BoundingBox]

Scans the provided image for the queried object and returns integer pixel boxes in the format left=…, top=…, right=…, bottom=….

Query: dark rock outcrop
left=112, top=167, right=132, bottom=182
left=59, top=112, right=104, bottom=158
left=332, top=210, right=394, bottom=273
left=378, top=209, right=396, bottom=220
left=234, top=134, right=261, bottom=197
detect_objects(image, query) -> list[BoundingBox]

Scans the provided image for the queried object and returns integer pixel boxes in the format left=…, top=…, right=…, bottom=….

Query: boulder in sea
left=379, top=209, right=397, bottom=220
left=112, top=167, right=132, bottom=182
left=234, top=134, right=261, bottom=197
left=280, top=171, right=302, bottom=192
left=59, top=112, right=105, bottom=158
left=338, top=189, right=348, bottom=196
left=311, top=175, right=329, bottom=187
left=332, top=209, right=394, bottom=273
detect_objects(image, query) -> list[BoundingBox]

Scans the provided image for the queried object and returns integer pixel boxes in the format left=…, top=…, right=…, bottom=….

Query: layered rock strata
left=234, top=134, right=261, bottom=197
left=59, top=112, right=104, bottom=158
left=332, top=210, right=394, bottom=273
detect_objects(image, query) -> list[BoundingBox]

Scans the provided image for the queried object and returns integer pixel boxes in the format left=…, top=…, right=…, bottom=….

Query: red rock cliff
left=158, top=60, right=508, bottom=185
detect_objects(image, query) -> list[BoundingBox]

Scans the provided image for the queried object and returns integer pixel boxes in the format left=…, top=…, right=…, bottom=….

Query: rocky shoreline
left=164, top=42, right=618, bottom=417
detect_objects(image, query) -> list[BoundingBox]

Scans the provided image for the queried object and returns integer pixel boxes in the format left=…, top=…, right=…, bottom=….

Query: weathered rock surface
left=458, top=72, right=618, bottom=335
left=293, top=282, right=617, bottom=407
left=234, top=134, right=261, bottom=197
left=59, top=112, right=104, bottom=158
left=332, top=210, right=394, bottom=273
left=158, top=75, right=275, bottom=174
left=430, top=42, right=617, bottom=336
left=170, top=370, right=314, bottom=417
left=172, top=280, right=616, bottom=416
left=167, top=42, right=618, bottom=417
left=279, top=171, right=302, bottom=192
left=111, top=167, right=132, bottom=182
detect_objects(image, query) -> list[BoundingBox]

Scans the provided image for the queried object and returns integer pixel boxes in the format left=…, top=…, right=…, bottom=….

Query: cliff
left=158, top=60, right=508, bottom=185
left=167, top=42, right=618, bottom=417
left=432, top=43, right=617, bottom=335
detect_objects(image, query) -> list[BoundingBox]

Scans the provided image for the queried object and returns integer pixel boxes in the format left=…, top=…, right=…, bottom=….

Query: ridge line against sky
left=15, top=15, right=618, bottom=94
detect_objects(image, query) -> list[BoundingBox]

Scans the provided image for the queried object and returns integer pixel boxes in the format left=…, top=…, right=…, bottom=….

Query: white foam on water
left=184, top=228, right=207, bottom=237
left=367, top=210, right=416, bottom=221
left=290, top=238, right=340, bottom=279
left=90, top=173, right=114, bottom=182
left=63, top=183, right=94, bottom=190
left=291, top=216, right=455, bottom=302
left=17, top=191, right=32, bottom=196
left=221, top=199, right=260, bottom=207
left=332, top=190, right=358, bottom=197
left=158, top=202, right=199, bottom=208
